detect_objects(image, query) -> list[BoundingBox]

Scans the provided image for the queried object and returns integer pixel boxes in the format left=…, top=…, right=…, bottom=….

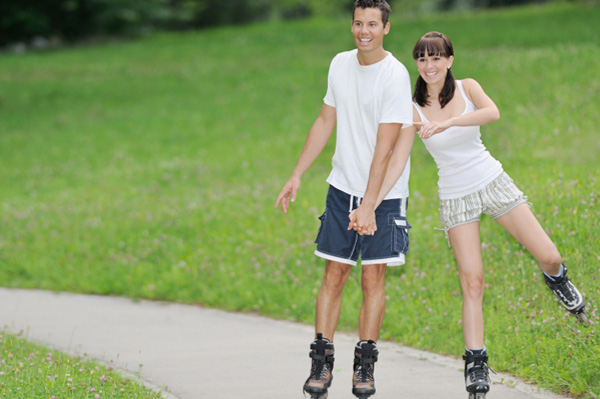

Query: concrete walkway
left=0, top=288, right=565, bottom=399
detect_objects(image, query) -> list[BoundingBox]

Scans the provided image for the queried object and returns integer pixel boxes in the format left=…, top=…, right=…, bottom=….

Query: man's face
left=351, top=7, right=390, bottom=56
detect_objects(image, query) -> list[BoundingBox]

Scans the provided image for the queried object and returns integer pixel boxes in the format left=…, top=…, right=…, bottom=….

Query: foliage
left=0, top=0, right=178, bottom=46
left=1, top=0, right=574, bottom=46
left=0, top=1, right=599, bottom=397
left=439, top=0, right=549, bottom=10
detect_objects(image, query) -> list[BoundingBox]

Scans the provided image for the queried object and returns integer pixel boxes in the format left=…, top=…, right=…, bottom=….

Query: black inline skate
left=303, top=333, right=335, bottom=399
left=543, top=264, right=589, bottom=324
left=463, top=351, right=491, bottom=399
left=352, top=340, right=378, bottom=399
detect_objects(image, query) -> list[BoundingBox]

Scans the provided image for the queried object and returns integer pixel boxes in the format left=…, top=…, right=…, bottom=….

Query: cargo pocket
left=314, top=210, right=327, bottom=244
left=392, top=216, right=411, bottom=254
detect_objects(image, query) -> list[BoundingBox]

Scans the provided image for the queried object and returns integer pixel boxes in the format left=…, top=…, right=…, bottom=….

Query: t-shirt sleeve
left=323, top=56, right=337, bottom=108
left=380, top=64, right=413, bottom=127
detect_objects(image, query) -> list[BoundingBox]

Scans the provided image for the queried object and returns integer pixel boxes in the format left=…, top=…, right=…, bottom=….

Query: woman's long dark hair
left=412, top=32, right=455, bottom=108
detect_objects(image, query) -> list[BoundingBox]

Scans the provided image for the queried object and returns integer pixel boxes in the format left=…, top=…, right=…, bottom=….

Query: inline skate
left=352, top=340, right=378, bottom=399
left=464, top=351, right=491, bottom=399
left=303, top=333, right=335, bottom=399
left=544, top=264, right=589, bottom=323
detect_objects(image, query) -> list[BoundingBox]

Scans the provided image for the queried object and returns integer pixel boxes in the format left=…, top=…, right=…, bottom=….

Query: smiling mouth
left=359, top=38, right=372, bottom=43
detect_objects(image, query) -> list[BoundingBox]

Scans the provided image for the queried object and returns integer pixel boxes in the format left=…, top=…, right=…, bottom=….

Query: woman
left=368, top=32, right=588, bottom=398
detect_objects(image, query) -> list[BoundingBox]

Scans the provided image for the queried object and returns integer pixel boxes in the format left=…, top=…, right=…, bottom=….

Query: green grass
left=1, top=1, right=599, bottom=397
left=0, top=333, right=165, bottom=398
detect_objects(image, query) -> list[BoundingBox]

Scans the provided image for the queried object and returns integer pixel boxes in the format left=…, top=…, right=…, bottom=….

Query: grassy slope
left=1, top=2, right=599, bottom=396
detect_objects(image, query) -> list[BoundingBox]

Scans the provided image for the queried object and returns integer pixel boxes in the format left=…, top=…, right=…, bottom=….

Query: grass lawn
left=1, top=1, right=599, bottom=397
left=0, top=333, right=165, bottom=398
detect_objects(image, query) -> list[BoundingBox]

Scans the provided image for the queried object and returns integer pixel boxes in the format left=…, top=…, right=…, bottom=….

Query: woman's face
left=415, top=53, right=454, bottom=85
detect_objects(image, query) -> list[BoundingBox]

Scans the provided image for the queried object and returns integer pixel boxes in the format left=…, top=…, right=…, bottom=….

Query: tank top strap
left=456, top=80, right=476, bottom=111
left=413, top=102, right=428, bottom=122
left=456, top=80, right=466, bottom=99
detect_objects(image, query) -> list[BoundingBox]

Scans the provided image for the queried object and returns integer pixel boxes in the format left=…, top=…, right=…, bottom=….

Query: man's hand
left=347, top=206, right=377, bottom=236
left=275, top=176, right=301, bottom=214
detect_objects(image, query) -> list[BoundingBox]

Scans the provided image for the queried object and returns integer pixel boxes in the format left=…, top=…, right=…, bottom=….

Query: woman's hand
left=414, top=120, right=451, bottom=139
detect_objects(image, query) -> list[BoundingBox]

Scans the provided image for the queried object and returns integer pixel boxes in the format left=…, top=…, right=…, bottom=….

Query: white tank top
left=414, top=80, right=503, bottom=200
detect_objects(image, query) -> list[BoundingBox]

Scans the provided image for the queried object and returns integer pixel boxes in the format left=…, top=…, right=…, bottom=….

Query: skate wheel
left=469, top=393, right=486, bottom=399
left=309, top=393, right=327, bottom=399
left=576, top=310, right=590, bottom=324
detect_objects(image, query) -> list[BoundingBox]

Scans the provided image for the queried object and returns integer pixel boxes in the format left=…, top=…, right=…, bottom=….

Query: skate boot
left=464, top=351, right=491, bottom=399
left=543, top=264, right=589, bottom=323
left=352, top=340, right=378, bottom=399
left=303, top=333, right=334, bottom=399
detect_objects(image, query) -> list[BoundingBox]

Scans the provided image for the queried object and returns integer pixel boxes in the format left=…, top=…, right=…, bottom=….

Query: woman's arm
left=416, top=78, right=500, bottom=139
left=375, top=122, right=416, bottom=207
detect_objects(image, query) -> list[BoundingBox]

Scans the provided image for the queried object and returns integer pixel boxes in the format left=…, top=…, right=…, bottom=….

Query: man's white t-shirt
left=323, top=49, right=413, bottom=200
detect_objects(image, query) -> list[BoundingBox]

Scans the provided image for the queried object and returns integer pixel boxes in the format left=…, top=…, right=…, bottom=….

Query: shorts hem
left=445, top=218, right=481, bottom=232
left=314, top=250, right=357, bottom=266
left=362, top=255, right=406, bottom=266
left=490, top=198, right=529, bottom=219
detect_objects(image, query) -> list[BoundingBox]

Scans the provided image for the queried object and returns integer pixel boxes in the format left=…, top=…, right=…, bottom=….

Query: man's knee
left=361, top=264, right=386, bottom=291
left=322, top=261, right=352, bottom=290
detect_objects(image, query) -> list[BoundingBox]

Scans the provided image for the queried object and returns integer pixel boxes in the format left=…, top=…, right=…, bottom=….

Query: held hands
left=347, top=206, right=377, bottom=236
left=275, top=176, right=301, bottom=214
left=414, top=120, right=451, bottom=139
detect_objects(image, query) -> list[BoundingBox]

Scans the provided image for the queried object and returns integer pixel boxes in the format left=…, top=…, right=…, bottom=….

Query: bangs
left=412, top=37, right=450, bottom=59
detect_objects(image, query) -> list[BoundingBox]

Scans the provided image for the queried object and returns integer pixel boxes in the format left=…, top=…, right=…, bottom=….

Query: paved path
left=0, top=288, right=565, bottom=399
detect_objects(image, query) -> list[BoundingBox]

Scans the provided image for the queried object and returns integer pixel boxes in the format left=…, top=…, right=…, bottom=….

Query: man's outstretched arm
left=275, top=104, right=336, bottom=214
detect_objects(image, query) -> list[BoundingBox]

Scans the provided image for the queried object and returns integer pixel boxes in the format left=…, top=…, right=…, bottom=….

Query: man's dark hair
left=353, top=0, right=391, bottom=26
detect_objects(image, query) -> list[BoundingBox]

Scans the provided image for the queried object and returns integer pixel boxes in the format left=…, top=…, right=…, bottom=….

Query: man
left=275, top=1, right=414, bottom=398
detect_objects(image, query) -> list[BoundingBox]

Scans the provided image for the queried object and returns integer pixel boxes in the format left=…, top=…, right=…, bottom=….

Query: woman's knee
left=462, top=274, right=485, bottom=300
